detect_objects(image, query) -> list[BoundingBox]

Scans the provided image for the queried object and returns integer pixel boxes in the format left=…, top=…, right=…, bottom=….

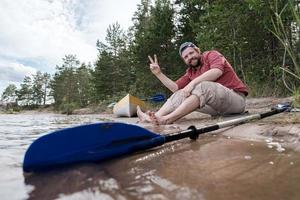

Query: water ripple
left=0, top=113, right=103, bottom=200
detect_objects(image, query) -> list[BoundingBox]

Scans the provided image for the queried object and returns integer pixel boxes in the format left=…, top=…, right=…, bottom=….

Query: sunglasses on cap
left=179, top=42, right=196, bottom=56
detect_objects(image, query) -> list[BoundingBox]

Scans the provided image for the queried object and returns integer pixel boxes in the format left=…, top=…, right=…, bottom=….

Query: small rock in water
left=267, top=142, right=285, bottom=152
left=265, top=138, right=272, bottom=143
left=244, top=155, right=252, bottom=160
left=277, top=146, right=285, bottom=152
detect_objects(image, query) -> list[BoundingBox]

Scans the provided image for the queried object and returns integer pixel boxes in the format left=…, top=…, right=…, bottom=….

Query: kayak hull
left=113, top=94, right=146, bottom=117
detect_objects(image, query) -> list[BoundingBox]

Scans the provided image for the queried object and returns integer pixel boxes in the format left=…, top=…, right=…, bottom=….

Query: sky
left=0, top=0, right=140, bottom=95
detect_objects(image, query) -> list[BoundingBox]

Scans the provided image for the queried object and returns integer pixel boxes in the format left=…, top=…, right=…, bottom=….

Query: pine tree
left=51, top=55, right=80, bottom=107
left=17, top=76, right=33, bottom=106
left=1, top=84, right=18, bottom=104
left=76, top=63, right=93, bottom=107
left=130, top=0, right=177, bottom=96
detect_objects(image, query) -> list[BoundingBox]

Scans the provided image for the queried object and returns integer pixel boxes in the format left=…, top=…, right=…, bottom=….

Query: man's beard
left=188, top=57, right=201, bottom=68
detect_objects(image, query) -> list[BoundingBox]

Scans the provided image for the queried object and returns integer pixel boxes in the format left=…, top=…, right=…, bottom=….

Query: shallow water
left=1, top=113, right=300, bottom=200
left=0, top=113, right=106, bottom=200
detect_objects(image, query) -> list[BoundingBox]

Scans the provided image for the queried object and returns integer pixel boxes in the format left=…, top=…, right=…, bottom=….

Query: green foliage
left=76, top=63, right=94, bottom=107
left=2, top=72, right=51, bottom=109
left=174, top=0, right=208, bottom=44
left=51, top=55, right=79, bottom=107
left=270, top=0, right=300, bottom=94
left=51, top=55, right=93, bottom=109
left=94, top=21, right=137, bottom=101
left=32, top=71, right=51, bottom=105
left=105, top=22, right=127, bottom=57
left=1, top=84, right=17, bottom=103
left=93, top=51, right=115, bottom=101
left=292, top=87, right=300, bottom=107
left=129, top=0, right=179, bottom=96
left=17, top=76, right=33, bottom=106
left=187, top=0, right=297, bottom=96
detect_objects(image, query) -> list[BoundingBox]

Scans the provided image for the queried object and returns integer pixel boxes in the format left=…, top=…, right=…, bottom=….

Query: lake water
left=1, top=113, right=300, bottom=200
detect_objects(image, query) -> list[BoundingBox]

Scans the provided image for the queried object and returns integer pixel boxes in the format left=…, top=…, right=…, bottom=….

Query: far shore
left=0, top=96, right=294, bottom=115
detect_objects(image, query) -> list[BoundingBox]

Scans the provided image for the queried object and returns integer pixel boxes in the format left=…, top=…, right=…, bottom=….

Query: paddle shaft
left=164, top=108, right=287, bottom=143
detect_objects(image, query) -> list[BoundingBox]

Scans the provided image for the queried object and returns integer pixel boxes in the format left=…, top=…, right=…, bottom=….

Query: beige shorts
left=167, top=81, right=246, bottom=116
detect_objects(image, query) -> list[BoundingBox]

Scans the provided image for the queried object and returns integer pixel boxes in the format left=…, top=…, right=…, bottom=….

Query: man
left=137, top=42, right=248, bottom=125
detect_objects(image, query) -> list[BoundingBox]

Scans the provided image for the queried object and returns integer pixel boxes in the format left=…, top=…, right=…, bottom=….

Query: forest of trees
left=1, top=0, right=300, bottom=112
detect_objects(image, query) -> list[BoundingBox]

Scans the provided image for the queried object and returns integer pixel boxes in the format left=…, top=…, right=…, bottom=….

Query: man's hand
left=182, top=83, right=194, bottom=97
left=147, top=54, right=178, bottom=93
left=148, top=54, right=161, bottom=75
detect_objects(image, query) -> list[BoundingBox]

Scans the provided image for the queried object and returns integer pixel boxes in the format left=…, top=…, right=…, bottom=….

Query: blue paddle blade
left=147, top=94, right=166, bottom=102
left=23, top=122, right=165, bottom=172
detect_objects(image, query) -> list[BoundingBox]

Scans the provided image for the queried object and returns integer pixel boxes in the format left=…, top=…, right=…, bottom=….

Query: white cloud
left=0, top=0, right=140, bottom=94
left=0, top=0, right=97, bottom=65
left=0, top=58, right=37, bottom=93
left=0, top=62, right=36, bottom=82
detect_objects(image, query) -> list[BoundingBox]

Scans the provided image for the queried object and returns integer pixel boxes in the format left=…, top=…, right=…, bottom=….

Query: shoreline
left=0, top=96, right=293, bottom=115
left=1, top=97, right=299, bottom=152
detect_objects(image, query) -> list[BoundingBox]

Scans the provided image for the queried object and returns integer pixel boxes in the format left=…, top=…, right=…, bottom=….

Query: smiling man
left=137, top=42, right=248, bottom=125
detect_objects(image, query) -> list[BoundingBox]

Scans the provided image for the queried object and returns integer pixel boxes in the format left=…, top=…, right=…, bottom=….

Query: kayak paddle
left=23, top=104, right=290, bottom=172
left=141, top=94, right=166, bottom=102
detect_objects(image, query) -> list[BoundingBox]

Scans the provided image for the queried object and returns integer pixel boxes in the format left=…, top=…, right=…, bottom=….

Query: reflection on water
left=1, top=113, right=300, bottom=200
left=0, top=113, right=105, bottom=200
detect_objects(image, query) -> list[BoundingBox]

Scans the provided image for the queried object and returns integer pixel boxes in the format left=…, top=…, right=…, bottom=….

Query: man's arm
left=189, top=68, right=223, bottom=87
left=182, top=68, right=223, bottom=97
left=155, top=72, right=178, bottom=92
left=148, top=55, right=178, bottom=92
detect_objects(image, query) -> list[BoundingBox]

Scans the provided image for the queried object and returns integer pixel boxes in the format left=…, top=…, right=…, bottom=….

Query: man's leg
left=197, top=105, right=219, bottom=116
left=137, top=90, right=187, bottom=122
left=156, top=94, right=200, bottom=124
left=138, top=81, right=246, bottom=124
left=192, top=81, right=246, bottom=115
left=155, top=81, right=246, bottom=124
left=155, top=90, right=187, bottom=117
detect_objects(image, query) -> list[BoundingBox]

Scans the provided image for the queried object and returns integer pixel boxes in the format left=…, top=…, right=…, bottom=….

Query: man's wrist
left=155, top=71, right=162, bottom=76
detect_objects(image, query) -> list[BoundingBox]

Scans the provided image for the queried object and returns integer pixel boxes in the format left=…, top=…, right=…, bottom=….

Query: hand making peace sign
left=148, top=54, right=161, bottom=75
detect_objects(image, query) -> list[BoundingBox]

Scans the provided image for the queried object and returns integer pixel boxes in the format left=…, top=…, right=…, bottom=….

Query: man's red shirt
left=176, top=50, right=248, bottom=95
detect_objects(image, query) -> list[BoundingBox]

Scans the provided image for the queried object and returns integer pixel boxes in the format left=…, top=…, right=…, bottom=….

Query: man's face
left=181, top=47, right=201, bottom=68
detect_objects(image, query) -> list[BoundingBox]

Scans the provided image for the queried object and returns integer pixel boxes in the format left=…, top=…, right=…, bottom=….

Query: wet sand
left=25, top=135, right=300, bottom=200
left=24, top=97, right=300, bottom=200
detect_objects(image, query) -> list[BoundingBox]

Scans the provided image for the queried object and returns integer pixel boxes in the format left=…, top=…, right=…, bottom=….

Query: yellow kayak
left=113, top=94, right=146, bottom=117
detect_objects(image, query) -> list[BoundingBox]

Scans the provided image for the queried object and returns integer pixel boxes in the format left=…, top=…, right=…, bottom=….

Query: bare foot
left=149, top=111, right=159, bottom=126
left=137, top=106, right=151, bottom=123
left=149, top=112, right=170, bottom=125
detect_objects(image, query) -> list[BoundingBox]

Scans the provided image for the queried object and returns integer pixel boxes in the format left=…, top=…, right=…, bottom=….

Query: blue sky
left=0, top=0, right=140, bottom=94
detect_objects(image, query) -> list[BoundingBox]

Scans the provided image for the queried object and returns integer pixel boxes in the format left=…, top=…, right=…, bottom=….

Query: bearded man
left=137, top=42, right=248, bottom=125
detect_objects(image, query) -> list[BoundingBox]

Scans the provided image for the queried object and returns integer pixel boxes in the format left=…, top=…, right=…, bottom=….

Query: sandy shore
left=92, top=97, right=300, bottom=152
